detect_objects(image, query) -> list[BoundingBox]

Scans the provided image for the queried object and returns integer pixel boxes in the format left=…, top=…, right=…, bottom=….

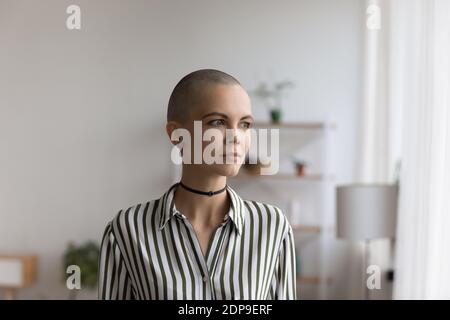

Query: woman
left=98, top=69, right=296, bottom=300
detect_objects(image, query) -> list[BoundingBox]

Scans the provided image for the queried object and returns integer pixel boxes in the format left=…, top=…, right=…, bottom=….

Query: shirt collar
left=158, top=182, right=245, bottom=235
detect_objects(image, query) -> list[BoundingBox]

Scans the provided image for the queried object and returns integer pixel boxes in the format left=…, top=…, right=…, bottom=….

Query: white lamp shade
left=336, top=184, right=398, bottom=240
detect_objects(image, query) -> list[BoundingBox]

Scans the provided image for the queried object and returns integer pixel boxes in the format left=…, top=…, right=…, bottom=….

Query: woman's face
left=182, top=83, right=253, bottom=177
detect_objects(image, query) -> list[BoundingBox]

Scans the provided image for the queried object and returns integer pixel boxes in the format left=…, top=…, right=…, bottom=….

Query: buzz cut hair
left=167, top=69, right=241, bottom=123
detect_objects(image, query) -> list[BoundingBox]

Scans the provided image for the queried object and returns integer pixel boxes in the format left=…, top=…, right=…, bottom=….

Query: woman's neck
left=174, top=171, right=230, bottom=228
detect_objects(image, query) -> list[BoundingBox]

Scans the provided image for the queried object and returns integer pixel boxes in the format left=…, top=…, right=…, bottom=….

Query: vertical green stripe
left=150, top=199, right=168, bottom=299
left=114, top=208, right=141, bottom=297
left=260, top=204, right=272, bottom=297
left=100, top=224, right=112, bottom=299
left=123, top=205, right=145, bottom=299
left=108, top=241, right=118, bottom=299
left=288, top=228, right=297, bottom=299
left=142, top=201, right=159, bottom=299
left=264, top=206, right=281, bottom=298
left=244, top=201, right=254, bottom=299
left=175, top=217, right=196, bottom=299
left=132, top=203, right=152, bottom=299
left=167, top=216, right=187, bottom=299
left=228, top=228, right=238, bottom=298
left=160, top=220, right=178, bottom=299
left=116, top=254, right=124, bottom=299
left=237, top=219, right=246, bottom=299
left=252, top=201, right=263, bottom=299
left=218, top=223, right=233, bottom=299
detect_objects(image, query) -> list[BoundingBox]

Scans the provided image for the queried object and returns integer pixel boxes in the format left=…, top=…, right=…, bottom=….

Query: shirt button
left=176, top=211, right=186, bottom=219
left=203, top=275, right=209, bottom=282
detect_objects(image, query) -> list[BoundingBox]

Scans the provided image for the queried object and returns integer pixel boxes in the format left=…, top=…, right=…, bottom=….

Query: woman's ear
left=166, top=121, right=188, bottom=159
left=166, top=121, right=180, bottom=145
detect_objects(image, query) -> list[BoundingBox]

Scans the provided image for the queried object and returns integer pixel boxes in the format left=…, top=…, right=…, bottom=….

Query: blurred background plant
left=251, top=80, right=295, bottom=123
left=62, top=241, right=100, bottom=299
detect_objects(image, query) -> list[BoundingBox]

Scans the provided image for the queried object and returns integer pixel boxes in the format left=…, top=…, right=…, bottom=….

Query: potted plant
left=62, top=241, right=100, bottom=299
left=252, top=80, right=295, bottom=124
left=291, top=156, right=308, bottom=176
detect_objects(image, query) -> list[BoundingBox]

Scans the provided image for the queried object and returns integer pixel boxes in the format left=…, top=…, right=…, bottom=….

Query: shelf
left=292, top=225, right=322, bottom=233
left=231, top=172, right=333, bottom=181
left=253, top=122, right=336, bottom=130
left=296, top=276, right=333, bottom=285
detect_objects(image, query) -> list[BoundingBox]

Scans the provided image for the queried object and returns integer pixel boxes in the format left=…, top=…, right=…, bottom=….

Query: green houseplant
left=252, top=80, right=295, bottom=124
left=62, top=241, right=100, bottom=299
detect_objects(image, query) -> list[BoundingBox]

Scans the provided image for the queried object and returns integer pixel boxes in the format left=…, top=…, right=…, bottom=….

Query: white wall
left=0, top=0, right=363, bottom=299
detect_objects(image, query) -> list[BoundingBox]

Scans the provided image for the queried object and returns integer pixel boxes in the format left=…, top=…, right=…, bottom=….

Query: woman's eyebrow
left=201, top=112, right=228, bottom=119
left=201, top=112, right=254, bottom=121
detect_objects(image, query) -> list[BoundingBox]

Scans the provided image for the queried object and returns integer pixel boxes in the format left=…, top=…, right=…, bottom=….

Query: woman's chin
left=213, top=164, right=242, bottom=177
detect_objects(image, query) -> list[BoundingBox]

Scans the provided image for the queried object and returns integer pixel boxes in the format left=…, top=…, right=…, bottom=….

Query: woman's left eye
left=208, top=119, right=226, bottom=126
left=240, top=122, right=252, bottom=129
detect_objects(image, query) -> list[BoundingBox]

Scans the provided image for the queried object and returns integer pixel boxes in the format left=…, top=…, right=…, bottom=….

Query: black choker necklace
left=178, top=181, right=227, bottom=197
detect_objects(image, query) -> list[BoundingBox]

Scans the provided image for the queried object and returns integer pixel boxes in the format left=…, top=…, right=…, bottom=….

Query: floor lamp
left=336, top=184, right=398, bottom=300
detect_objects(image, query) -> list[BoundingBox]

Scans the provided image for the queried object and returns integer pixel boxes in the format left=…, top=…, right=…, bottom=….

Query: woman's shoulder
left=242, top=199, right=290, bottom=226
left=106, top=198, right=161, bottom=233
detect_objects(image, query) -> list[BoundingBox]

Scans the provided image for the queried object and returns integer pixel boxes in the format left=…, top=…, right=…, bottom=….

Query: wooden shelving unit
left=230, top=120, right=336, bottom=299
left=231, top=168, right=334, bottom=181
left=292, top=224, right=322, bottom=233
left=253, top=122, right=336, bottom=130
left=231, top=172, right=331, bottom=181
left=0, top=255, right=38, bottom=300
left=292, top=224, right=335, bottom=234
left=297, top=275, right=333, bottom=285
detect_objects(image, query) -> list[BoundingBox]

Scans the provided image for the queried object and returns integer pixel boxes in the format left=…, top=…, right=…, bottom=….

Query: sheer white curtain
left=355, top=0, right=450, bottom=300
left=349, top=0, right=398, bottom=300
left=393, top=0, right=450, bottom=299
left=359, top=0, right=397, bottom=184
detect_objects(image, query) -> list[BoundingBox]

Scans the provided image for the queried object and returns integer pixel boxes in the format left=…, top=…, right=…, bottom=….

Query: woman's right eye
left=208, top=119, right=226, bottom=126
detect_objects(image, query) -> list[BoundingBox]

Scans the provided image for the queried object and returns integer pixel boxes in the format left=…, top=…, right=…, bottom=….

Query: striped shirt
left=98, top=182, right=297, bottom=300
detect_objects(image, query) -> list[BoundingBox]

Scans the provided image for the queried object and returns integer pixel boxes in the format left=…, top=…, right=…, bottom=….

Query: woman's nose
left=225, top=128, right=241, bottom=145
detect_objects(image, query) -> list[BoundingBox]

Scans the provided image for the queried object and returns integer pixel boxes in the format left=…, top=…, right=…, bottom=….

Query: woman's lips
left=223, top=153, right=242, bottom=162
left=224, top=152, right=241, bottom=157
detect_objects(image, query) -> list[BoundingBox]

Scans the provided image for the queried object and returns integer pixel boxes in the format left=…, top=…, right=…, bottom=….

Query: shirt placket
left=176, top=211, right=230, bottom=300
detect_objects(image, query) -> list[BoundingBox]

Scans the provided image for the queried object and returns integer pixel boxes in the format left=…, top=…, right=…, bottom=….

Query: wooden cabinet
left=0, top=255, right=38, bottom=299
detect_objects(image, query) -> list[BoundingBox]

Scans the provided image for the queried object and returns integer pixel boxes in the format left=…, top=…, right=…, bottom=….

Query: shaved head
left=167, top=69, right=241, bottom=123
